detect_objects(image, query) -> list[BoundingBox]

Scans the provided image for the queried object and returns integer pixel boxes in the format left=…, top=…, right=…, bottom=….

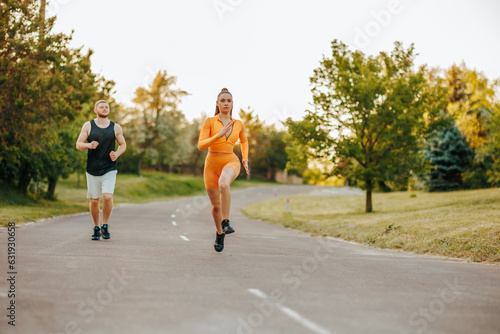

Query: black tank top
left=86, top=120, right=117, bottom=176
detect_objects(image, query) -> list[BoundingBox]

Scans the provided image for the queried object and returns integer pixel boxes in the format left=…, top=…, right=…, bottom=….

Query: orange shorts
left=204, top=152, right=241, bottom=189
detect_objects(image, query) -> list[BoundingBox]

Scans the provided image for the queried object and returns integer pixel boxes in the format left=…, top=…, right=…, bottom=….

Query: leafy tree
left=238, top=107, right=288, bottom=180
left=444, top=63, right=499, bottom=189
left=186, top=114, right=207, bottom=176
left=446, top=63, right=498, bottom=149
left=127, top=70, right=189, bottom=173
left=287, top=40, right=444, bottom=212
left=0, top=0, right=96, bottom=195
left=424, top=124, right=474, bottom=191
left=265, top=127, right=289, bottom=179
left=485, top=104, right=500, bottom=186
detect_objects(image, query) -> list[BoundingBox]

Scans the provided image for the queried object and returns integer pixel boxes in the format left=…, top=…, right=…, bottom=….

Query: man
left=76, top=100, right=126, bottom=240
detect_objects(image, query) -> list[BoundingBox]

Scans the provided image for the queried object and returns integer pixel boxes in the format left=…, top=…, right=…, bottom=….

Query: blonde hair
left=215, top=88, right=233, bottom=116
left=94, top=100, right=109, bottom=109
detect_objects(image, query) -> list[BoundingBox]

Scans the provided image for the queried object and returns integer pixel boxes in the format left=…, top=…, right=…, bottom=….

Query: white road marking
left=171, top=214, right=176, bottom=218
left=180, top=235, right=189, bottom=241
left=172, top=221, right=177, bottom=226
left=248, top=289, right=331, bottom=334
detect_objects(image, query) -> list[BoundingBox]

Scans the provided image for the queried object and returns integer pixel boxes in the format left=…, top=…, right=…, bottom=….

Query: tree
left=444, top=63, right=499, bottom=189
left=446, top=63, right=498, bottom=149
left=238, top=107, right=288, bottom=180
left=0, top=0, right=96, bottom=195
left=264, top=127, right=288, bottom=179
left=127, top=70, right=189, bottom=173
left=287, top=40, right=444, bottom=212
left=424, top=125, right=474, bottom=191
left=185, top=114, right=207, bottom=176
left=485, top=104, right=500, bottom=186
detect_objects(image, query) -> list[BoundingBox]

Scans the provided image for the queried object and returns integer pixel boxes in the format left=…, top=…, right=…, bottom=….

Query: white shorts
left=86, top=170, right=117, bottom=199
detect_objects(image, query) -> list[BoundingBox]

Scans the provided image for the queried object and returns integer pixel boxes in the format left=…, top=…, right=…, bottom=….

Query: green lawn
left=242, top=188, right=500, bottom=263
left=0, top=172, right=274, bottom=226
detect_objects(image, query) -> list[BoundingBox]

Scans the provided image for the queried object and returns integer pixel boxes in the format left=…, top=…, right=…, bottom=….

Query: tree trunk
left=365, top=179, right=373, bottom=213
left=17, top=172, right=31, bottom=194
left=47, top=176, right=57, bottom=200
left=137, top=152, right=145, bottom=176
left=268, top=167, right=276, bottom=181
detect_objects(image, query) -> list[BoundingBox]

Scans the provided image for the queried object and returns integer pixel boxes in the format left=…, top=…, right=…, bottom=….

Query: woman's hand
left=242, top=159, right=250, bottom=175
left=218, top=121, right=234, bottom=138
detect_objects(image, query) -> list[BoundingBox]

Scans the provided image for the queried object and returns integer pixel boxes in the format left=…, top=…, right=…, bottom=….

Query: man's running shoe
left=91, top=226, right=101, bottom=240
left=214, top=232, right=225, bottom=252
left=221, top=219, right=235, bottom=234
left=101, top=224, right=110, bottom=240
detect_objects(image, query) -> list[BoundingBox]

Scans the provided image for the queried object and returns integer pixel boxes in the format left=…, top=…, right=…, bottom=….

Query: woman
left=198, top=88, right=250, bottom=252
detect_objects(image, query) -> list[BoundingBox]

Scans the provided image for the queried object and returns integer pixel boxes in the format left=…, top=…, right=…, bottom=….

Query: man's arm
left=76, top=122, right=97, bottom=151
left=110, top=123, right=126, bottom=161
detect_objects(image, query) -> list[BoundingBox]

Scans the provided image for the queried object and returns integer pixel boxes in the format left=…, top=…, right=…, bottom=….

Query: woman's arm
left=239, top=121, right=249, bottom=161
left=198, top=118, right=220, bottom=151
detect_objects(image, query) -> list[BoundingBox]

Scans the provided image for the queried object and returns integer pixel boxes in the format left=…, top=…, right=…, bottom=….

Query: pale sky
left=51, top=0, right=500, bottom=126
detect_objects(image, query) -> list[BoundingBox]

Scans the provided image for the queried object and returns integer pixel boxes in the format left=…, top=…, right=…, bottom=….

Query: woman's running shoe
left=221, top=219, right=235, bottom=234
left=214, top=232, right=225, bottom=252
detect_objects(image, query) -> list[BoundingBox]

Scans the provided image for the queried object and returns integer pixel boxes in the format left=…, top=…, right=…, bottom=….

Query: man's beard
left=97, top=112, right=109, bottom=118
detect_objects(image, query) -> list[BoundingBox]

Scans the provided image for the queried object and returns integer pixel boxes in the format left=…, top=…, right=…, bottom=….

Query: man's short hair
left=94, top=100, right=109, bottom=109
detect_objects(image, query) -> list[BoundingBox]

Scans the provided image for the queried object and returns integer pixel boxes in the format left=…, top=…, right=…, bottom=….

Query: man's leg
left=101, top=171, right=117, bottom=226
left=86, top=172, right=101, bottom=227
left=89, top=198, right=100, bottom=227
left=102, top=193, right=113, bottom=225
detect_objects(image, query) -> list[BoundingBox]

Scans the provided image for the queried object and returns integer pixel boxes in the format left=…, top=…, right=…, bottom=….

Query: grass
left=242, top=188, right=500, bottom=263
left=0, top=172, right=274, bottom=226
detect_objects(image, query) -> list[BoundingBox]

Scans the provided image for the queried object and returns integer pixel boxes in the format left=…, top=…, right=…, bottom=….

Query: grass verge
left=242, top=188, right=500, bottom=263
left=0, top=172, right=274, bottom=226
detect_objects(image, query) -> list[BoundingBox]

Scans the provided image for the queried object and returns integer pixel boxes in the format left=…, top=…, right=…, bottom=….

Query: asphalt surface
left=0, top=185, right=499, bottom=334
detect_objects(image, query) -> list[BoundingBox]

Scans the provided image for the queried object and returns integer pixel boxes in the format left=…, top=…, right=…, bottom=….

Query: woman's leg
left=218, top=166, right=237, bottom=220
left=206, top=188, right=223, bottom=234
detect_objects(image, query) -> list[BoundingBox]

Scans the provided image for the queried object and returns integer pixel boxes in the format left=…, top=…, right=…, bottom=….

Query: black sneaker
left=221, top=219, right=235, bottom=234
left=101, top=224, right=110, bottom=240
left=214, top=232, right=225, bottom=252
left=91, top=226, right=101, bottom=240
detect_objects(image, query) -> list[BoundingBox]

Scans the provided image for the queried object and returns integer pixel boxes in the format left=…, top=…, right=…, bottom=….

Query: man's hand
left=89, top=141, right=99, bottom=149
left=110, top=151, right=118, bottom=162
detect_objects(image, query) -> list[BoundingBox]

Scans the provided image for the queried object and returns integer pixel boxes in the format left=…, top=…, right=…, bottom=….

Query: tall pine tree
left=424, top=124, right=474, bottom=191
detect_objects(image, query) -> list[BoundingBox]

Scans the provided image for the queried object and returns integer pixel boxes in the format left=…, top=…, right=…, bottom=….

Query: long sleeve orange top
left=198, top=115, right=249, bottom=161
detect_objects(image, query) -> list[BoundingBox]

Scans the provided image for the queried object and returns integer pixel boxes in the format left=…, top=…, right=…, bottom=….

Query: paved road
left=0, top=185, right=499, bottom=334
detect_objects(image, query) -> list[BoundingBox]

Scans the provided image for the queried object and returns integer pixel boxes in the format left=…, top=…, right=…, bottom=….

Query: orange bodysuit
left=198, top=115, right=249, bottom=189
